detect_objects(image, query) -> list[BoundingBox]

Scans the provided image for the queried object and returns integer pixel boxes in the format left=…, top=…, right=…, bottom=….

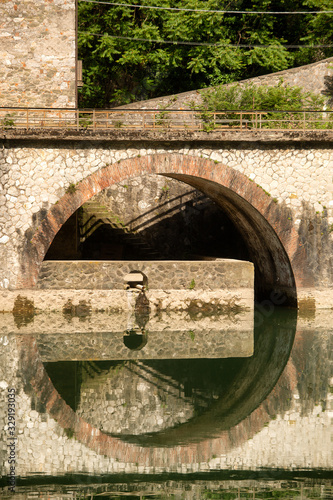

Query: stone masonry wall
left=0, top=0, right=76, bottom=108
left=36, top=260, right=253, bottom=291
left=29, top=259, right=254, bottom=313
left=120, top=57, right=333, bottom=110
left=92, top=174, right=250, bottom=262
left=0, top=139, right=332, bottom=309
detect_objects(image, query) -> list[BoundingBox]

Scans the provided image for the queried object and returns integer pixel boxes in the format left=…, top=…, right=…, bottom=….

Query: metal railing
left=1, top=107, right=333, bottom=131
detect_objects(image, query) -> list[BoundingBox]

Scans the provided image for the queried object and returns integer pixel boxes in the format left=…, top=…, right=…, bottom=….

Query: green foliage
left=200, top=79, right=327, bottom=111
left=64, top=427, right=74, bottom=439
left=257, top=185, right=271, bottom=196
left=113, top=214, right=126, bottom=227
left=1, top=113, right=15, bottom=129
left=189, top=330, right=195, bottom=341
left=78, top=115, right=93, bottom=128
left=66, top=183, right=77, bottom=194
left=296, top=0, right=333, bottom=66
left=78, top=0, right=333, bottom=108
left=189, top=278, right=196, bottom=290
left=156, top=109, right=170, bottom=127
left=195, top=81, right=333, bottom=129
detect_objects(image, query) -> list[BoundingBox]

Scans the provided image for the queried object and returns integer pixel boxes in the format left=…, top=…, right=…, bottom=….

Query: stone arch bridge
left=0, top=127, right=332, bottom=310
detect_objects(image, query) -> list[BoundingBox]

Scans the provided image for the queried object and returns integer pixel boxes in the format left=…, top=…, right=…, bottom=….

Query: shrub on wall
left=194, top=80, right=333, bottom=130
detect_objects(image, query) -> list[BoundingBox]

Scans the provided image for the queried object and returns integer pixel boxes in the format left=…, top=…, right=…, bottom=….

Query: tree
left=77, top=0, right=333, bottom=108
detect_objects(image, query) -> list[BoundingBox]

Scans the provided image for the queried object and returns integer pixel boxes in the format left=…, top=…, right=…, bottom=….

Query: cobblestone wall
left=0, top=139, right=332, bottom=309
left=0, top=0, right=76, bottom=108
left=36, top=259, right=253, bottom=290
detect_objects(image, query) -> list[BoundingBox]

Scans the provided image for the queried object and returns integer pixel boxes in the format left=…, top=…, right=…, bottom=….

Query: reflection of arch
left=18, top=153, right=308, bottom=304
left=92, top=309, right=297, bottom=446
left=16, top=308, right=296, bottom=465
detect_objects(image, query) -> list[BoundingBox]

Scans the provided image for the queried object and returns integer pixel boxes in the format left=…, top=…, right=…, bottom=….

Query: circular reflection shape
left=123, top=330, right=148, bottom=350
left=17, top=307, right=296, bottom=467
left=105, top=308, right=297, bottom=446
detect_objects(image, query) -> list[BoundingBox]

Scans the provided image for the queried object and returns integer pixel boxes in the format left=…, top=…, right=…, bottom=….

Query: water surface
left=0, top=306, right=331, bottom=498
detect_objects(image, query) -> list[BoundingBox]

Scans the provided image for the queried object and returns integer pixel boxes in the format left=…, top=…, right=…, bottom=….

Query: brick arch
left=18, top=153, right=309, bottom=303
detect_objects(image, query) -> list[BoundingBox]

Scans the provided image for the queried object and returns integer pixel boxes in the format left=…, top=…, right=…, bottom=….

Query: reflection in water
left=0, top=307, right=332, bottom=497
left=0, top=476, right=332, bottom=499
left=43, top=308, right=296, bottom=445
left=123, top=330, right=148, bottom=350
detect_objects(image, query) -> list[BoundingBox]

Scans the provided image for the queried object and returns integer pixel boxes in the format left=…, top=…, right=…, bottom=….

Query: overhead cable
left=78, top=0, right=333, bottom=15
left=78, top=31, right=333, bottom=48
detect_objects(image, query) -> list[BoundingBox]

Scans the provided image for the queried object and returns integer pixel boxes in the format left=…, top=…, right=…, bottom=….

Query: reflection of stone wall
left=2, top=480, right=331, bottom=500
left=0, top=335, right=19, bottom=477
left=37, top=328, right=253, bottom=361
left=0, top=314, right=332, bottom=477
left=1, top=310, right=254, bottom=360
left=77, top=361, right=197, bottom=435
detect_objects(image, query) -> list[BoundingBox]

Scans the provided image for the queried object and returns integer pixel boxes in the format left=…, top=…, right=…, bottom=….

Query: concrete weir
left=0, top=259, right=254, bottom=313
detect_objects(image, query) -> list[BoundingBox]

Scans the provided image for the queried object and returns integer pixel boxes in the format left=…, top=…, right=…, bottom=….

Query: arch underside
left=15, top=152, right=304, bottom=466
left=164, top=173, right=296, bottom=305
left=19, top=153, right=302, bottom=306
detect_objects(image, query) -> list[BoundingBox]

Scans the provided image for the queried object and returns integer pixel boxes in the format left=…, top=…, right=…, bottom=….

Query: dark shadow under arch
left=18, top=153, right=307, bottom=306
left=163, top=173, right=296, bottom=304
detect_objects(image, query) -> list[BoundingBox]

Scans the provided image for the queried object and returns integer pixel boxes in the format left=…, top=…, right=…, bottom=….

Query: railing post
left=4, top=106, right=330, bottom=133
